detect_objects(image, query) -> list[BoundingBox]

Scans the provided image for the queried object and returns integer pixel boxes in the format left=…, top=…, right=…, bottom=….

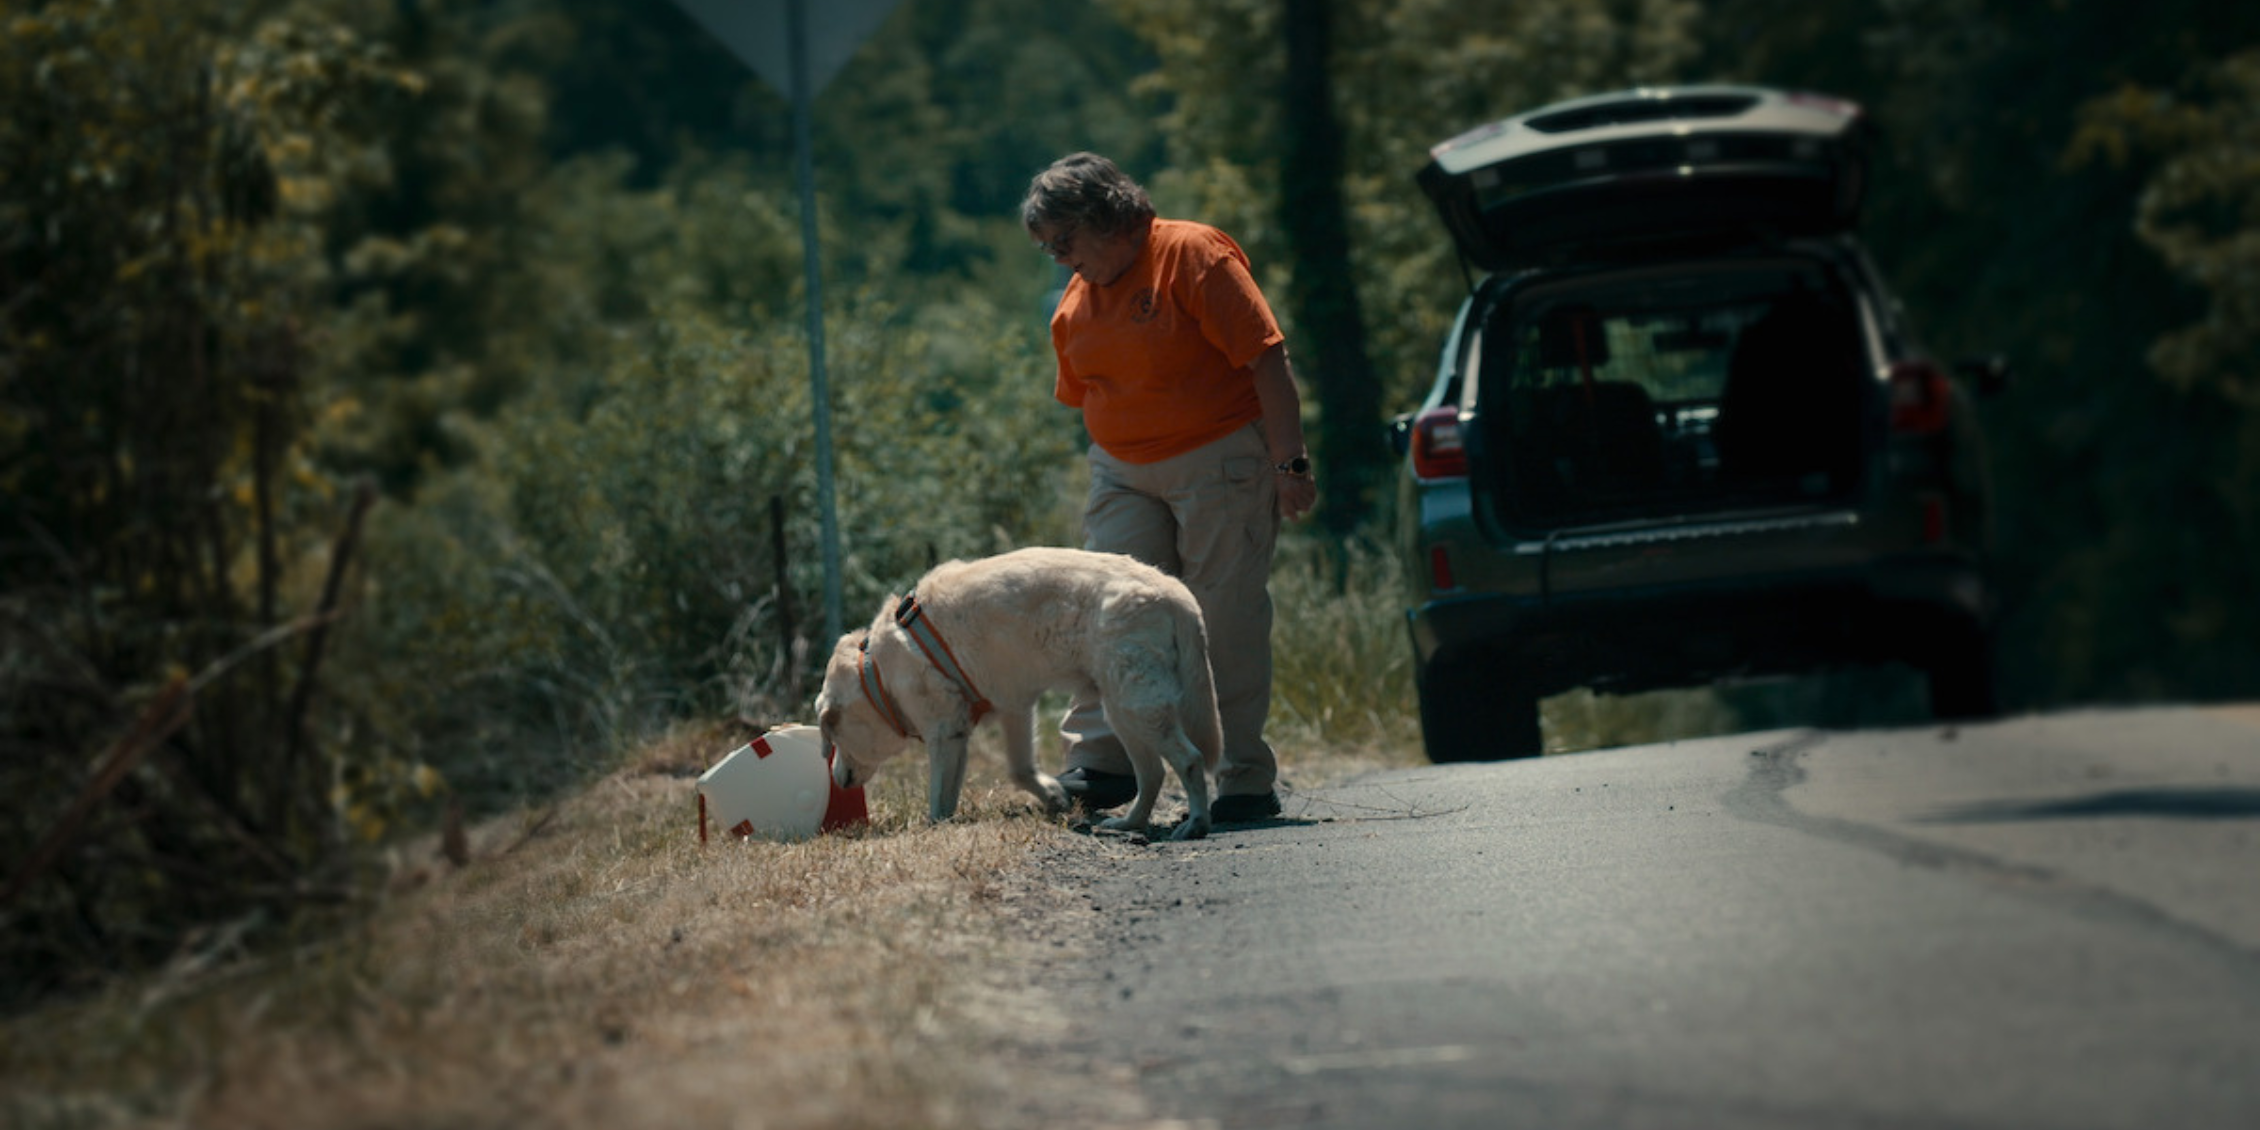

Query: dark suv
left=1390, top=85, right=2006, bottom=762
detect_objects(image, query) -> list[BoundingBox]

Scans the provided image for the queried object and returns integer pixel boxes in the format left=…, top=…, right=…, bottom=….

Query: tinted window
left=1523, top=94, right=1761, bottom=134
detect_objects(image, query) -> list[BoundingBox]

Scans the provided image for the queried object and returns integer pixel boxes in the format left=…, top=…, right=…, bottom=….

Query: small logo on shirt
left=1129, top=287, right=1160, bottom=325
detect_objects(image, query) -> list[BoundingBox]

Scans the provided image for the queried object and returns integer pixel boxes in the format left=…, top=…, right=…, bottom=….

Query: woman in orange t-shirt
left=1021, top=152, right=1316, bottom=825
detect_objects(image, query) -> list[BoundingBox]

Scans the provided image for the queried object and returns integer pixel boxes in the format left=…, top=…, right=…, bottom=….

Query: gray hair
left=1020, top=152, right=1156, bottom=237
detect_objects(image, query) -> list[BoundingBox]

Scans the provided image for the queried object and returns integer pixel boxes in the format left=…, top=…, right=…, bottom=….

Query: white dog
left=816, top=546, right=1223, bottom=840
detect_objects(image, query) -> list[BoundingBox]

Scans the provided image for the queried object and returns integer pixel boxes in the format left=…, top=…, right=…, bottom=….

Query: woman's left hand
left=1276, top=472, right=1317, bottom=522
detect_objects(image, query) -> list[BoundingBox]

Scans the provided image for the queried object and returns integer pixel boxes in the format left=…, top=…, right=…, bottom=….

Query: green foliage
left=786, top=0, right=1169, bottom=286
left=1267, top=536, right=1418, bottom=753
left=0, top=0, right=432, bottom=1004
left=301, top=0, right=563, bottom=495
left=2069, top=49, right=2260, bottom=406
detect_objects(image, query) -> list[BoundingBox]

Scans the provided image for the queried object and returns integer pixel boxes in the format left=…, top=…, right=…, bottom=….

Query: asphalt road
left=1017, top=705, right=2260, bottom=1130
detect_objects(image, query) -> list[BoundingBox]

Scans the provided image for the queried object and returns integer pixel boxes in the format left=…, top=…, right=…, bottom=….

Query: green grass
left=1267, top=536, right=1424, bottom=779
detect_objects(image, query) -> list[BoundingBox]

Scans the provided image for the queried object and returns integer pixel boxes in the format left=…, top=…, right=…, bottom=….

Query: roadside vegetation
left=5, top=1, right=2258, bottom=1114
left=1, top=731, right=1103, bottom=1130
left=0, top=598, right=1423, bottom=1130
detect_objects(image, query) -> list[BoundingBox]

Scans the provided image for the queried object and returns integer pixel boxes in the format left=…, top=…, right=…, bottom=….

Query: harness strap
left=857, top=637, right=914, bottom=739
left=896, top=593, right=994, bottom=725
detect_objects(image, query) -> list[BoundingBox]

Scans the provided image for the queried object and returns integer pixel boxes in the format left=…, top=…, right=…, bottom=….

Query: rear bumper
left=1407, top=556, right=1991, bottom=698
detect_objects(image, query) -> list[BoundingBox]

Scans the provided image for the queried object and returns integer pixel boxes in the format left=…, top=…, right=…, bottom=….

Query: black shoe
left=1057, top=766, right=1138, bottom=810
left=1210, top=791, right=1282, bottom=823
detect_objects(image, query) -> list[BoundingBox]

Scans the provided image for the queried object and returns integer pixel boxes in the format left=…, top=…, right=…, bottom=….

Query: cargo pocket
left=1221, top=455, right=1279, bottom=556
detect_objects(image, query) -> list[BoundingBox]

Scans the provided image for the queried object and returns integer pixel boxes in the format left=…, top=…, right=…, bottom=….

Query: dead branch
left=278, top=478, right=377, bottom=830
left=0, top=609, right=343, bottom=910
left=2, top=675, right=194, bottom=909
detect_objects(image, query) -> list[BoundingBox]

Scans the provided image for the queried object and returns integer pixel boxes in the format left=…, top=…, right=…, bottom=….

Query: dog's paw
left=1035, top=775, right=1070, bottom=815
left=1096, top=815, right=1148, bottom=836
left=1170, top=815, right=1210, bottom=842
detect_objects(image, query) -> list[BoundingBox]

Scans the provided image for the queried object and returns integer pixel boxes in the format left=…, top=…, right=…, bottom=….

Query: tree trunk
left=1280, top=0, right=1382, bottom=536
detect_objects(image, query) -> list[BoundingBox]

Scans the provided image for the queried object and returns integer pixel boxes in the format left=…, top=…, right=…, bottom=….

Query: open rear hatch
left=1465, top=256, right=1877, bottom=543
left=1418, top=86, right=1871, bottom=273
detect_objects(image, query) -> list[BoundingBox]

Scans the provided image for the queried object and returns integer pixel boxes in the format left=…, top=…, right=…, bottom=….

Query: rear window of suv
left=1468, top=260, right=1873, bottom=528
left=1523, top=93, right=1761, bottom=133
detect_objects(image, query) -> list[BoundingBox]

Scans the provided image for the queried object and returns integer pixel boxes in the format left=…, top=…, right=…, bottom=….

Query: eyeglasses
left=1035, top=225, right=1079, bottom=259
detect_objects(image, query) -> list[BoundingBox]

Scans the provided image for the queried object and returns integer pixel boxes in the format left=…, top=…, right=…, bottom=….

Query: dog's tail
left=1174, top=603, right=1224, bottom=771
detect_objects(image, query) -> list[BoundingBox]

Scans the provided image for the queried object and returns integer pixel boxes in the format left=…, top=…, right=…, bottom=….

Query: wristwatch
left=1274, top=455, right=1312, bottom=477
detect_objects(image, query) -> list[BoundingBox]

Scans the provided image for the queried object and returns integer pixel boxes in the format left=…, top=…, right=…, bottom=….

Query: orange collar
left=857, top=636, right=914, bottom=739
left=895, top=593, right=993, bottom=726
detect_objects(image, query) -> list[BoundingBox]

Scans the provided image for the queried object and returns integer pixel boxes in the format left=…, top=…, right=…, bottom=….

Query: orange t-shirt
left=1050, top=218, right=1285, bottom=464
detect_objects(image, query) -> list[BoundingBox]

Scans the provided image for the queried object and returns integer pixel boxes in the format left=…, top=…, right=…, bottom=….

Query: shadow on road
left=1923, top=787, right=2260, bottom=823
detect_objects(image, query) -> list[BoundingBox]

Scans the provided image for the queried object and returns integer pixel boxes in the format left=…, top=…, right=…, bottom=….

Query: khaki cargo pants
left=1061, top=422, right=1279, bottom=798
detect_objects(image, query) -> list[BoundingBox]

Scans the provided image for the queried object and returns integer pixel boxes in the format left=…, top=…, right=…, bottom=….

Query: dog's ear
left=819, top=703, right=841, bottom=750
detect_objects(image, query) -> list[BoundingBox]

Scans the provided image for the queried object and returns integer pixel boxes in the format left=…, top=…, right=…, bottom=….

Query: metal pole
left=789, top=0, right=846, bottom=646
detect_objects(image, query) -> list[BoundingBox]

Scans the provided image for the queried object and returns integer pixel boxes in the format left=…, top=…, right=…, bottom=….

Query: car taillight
left=1411, top=405, right=1469, bottom=479
left=1890, top=360, right=1951, bottom=435
left=1430, top=545, right=1457, bottom=592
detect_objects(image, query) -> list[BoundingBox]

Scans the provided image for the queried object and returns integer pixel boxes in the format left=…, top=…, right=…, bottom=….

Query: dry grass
left=0, top=680, right=1427, bottom=1130
left=0, top=718, right=1175, bottom=1130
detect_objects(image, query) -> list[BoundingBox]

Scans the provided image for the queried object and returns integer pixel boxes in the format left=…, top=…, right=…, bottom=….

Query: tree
left=2070, top=49, right=2260, bottom=407
left=1281, top=0, right=1382, bottom=535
